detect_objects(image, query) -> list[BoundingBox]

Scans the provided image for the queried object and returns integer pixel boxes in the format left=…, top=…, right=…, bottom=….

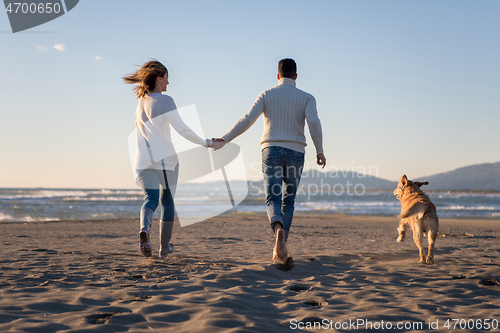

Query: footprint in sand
left=86, top=312, right=115, bottom=324
left=300, top=316, right=323, bottom=324
left=303, top=300, right=322, bottom=307
left=273, top=257, right=294, bottom=271
left=477, top=276, right=498, bottom=286
left=289, top=284, right=310, bottom=292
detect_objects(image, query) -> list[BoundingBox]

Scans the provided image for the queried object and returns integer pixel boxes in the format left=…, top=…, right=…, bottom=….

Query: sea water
left=0, top=185, right=499, bottom=222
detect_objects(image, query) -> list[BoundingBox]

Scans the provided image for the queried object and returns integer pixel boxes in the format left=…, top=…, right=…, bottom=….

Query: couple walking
left=123, top=58, right=325, bottom=262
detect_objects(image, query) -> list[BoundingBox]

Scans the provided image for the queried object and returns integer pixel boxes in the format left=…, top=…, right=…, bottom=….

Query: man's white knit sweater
left=222, top=78, right=323, bottom=154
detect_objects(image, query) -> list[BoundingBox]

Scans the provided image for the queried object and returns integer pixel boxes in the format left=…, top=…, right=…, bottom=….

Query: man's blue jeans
left=262, top=146, right=304, bottom=241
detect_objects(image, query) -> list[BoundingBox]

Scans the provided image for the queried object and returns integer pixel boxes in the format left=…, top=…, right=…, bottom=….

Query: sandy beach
left=1, top=214, right=499, bottom=332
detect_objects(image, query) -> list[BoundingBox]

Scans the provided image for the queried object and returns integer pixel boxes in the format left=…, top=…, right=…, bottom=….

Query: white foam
left=1, top=215, right=60, bottom=222
left=435, top=192, right=500, bottom=199
left=0, top=190, right=87, bottom=200
left=441, top=205, right=497, bottom=211
left=62, top=196, right=141, bottom=202
left=0, top=189, right=142, bottom=200
left=0, top=213, right=14, bottom=221
left=90, top=213, right=115, bottom=218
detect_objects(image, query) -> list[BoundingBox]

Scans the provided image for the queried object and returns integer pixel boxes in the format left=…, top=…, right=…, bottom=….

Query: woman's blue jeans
left=136, top=165, right=179, bottom=222
left=262, top=146, right=304, bottom=241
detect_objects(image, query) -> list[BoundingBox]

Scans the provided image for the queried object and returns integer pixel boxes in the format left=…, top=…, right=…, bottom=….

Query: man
left=213, top=58, right=326, bottom=262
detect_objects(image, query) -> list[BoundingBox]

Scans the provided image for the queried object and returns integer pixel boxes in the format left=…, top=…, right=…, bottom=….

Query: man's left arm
left=305, top=96, right=326, bottom=168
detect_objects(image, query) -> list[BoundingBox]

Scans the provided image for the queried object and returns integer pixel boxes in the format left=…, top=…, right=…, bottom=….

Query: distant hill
left=298, top=169, right=397, bottom=190
left=186, top=162, right=500, bottom=194
left=421, top=162, right=500, bottom=191
left=244, top=170, right=397, bottom=196
left=298, top=163, right=500, bottom=191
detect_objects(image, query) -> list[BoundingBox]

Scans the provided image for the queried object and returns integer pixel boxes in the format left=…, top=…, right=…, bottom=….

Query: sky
left=1, top=0, right=499, bottom=189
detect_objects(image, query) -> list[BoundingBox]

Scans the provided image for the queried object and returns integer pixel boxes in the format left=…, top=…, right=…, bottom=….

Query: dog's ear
left=400, top=175, right=408, bottom=187
left=415, top=181, right=429, bottom=188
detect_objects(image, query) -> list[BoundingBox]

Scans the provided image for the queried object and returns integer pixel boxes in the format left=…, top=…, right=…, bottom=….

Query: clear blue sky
left=1, top=0, right=499, bottom=188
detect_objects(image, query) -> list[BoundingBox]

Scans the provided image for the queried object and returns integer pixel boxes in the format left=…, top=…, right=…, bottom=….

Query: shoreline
left=2, top=212, right=500, bottom=225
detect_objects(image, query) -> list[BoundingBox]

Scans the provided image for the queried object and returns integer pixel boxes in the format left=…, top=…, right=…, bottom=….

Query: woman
left=123, top=60, right=212, bottom=258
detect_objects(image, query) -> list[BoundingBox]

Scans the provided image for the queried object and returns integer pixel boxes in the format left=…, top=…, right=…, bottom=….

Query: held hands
left=211, top=138, right=226, bottom=151
left=317, top=153, right=326, bottom=169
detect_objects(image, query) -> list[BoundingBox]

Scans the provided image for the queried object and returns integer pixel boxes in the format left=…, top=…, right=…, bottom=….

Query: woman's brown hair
left=123, top=60, right=168, bottom=99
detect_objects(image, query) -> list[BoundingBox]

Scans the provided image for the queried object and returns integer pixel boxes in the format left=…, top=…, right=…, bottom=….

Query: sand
left=1, top=214, right=499, bottom=332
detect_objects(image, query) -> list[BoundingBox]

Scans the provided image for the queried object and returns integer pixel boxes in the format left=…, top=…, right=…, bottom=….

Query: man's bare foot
left=273, top=228, right=288, bottom=261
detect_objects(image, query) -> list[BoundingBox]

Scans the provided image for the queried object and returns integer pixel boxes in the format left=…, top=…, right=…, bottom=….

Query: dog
left=394, top=175, right=439, bottom=264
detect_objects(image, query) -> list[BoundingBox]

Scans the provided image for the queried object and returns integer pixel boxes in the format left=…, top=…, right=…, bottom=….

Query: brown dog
left=394, top=175, right=439, bottom=264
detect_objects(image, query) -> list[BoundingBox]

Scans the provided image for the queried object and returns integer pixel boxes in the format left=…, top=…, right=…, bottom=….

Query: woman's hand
left=211, top=138, right=226, bottom=151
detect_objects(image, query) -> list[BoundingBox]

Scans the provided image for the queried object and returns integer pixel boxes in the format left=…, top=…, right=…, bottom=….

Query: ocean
left=0, top=185, right=499, bottom=223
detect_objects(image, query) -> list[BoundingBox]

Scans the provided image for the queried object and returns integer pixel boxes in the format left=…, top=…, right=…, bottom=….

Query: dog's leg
left=397, top=220, right=407, bottom=243
left=412, top=225, right=425, bottom=263
left=426, top=227, right=438, bottom=265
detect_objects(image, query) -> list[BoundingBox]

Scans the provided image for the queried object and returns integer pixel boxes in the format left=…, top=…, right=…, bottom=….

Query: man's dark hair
left=278, top=58, right=297, bottom=79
